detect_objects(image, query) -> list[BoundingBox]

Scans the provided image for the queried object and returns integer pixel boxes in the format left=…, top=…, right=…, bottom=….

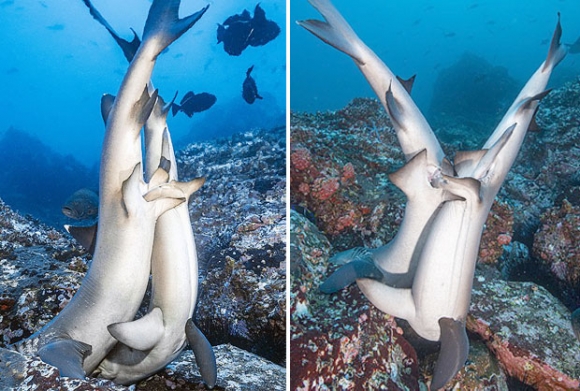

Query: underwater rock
left=290, top=210, right=423, bottom=390
left=290, top=98, right=406, bottom=248
left=0, top=128, right=97, bottom=228
left=428, top=52, right=520, bottom=144
left=532, top=199, right=580, bottom=308
left=468, top=265, right=580, bottom=391
left=0, top=344, right=284, bottom=391
left=177, top=127, right=286, bottom=365
left=478, top=201, right=514, bottom=266
left=0, top=126, right=286, bottom=385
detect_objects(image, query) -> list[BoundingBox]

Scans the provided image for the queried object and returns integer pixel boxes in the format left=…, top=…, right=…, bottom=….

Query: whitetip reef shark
left=78, top=0, right=216, bottom=386
left=297, top=0, right=455, bottom=290
left=298, top=0, right=566, bottom=388
left=13, top=0, right=209, bottom=380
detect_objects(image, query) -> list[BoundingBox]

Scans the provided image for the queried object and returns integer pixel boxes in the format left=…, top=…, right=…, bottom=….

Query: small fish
left=62, top=188, right=99, bottom=220
left=566, top=36, right=580, bottom=54
left=171, top=91, right=217, bottom=117
left=217, top=4, right=279, bottom=56
left=46, top=23, right=65, bottom=31
left=242, top=65, right=262, bottom=104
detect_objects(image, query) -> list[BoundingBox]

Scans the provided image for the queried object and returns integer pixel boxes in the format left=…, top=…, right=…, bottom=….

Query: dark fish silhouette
left=62, top=188, right=99, bottom=220
left=217, top=4, right=280, bottom=56
left=171, top=91, right=217, bottom=117
left=566, top=36, right=580, bottom=54
left=242, top=65, right=262, bottom=104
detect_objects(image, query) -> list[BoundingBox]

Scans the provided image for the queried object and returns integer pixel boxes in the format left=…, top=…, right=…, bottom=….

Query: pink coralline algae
left=291, top=148, right=312, bottom=171
left=532, top=199, right=580, bottom=287
left=311, top=177, right=340, bottom=201
left=478, top=201, right=514, bottom=265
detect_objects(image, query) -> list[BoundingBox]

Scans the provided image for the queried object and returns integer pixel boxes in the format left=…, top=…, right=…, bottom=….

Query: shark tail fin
left=186, top=319, right=217, bottom=389
left=542, top=12, right=567, bottom=72
left=143, top=0, right=209, bottom=58
left=297, top=0, right=366, bottom=65
left=81, top=0, right=141, bottom=62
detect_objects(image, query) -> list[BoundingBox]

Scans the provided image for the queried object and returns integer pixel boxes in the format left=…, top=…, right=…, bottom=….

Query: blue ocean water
left=0, top=0, right=285, bottom=226
left=291, top=0, right=580, bottom=115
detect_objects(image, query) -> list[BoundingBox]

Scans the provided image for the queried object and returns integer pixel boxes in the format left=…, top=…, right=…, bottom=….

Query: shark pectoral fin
left=572, top=307, right=580, bottom=341
left=396, top=74, right=416, bottom=95
left=388, top=149, right=428, bottom=195
left=185, top=319, right=217, bottom=389
left=174, top=177, right=206, bottom=200
left=65, top=223, right=98, bottom=255
left=297, top=0, right=365, bottom=65
left=431, top=317, right=469, bottom=391
left=107, top=307, right=164, bottom=351
left=543, top=12, right=566, bottom=72
left=133, top=87, right=159, bottom=128
left=121, top=163, right=146, bottom=217
left=148, top=161, right=171, bottom=188
left=38, top=339, right=92, bottom=379
left=320, top=259, right=383, bottom=294
left=100, top=94, right=115, bottom=124
left=472, top=123, right=516, bottom=181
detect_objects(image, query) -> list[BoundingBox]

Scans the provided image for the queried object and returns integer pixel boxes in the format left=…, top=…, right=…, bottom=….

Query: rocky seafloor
left=0, top=126, right=286, bottom=390
left=290, top=79, right=580, bottom=390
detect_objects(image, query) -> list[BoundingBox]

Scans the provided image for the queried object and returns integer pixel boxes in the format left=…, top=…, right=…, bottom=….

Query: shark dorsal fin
left=396, top=74, right=416, bottom=95
left=100, top=94, right=115, bottom=124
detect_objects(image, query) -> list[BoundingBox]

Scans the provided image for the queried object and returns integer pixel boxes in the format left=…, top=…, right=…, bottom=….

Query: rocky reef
left=0, top=126, right=286, bottom=389
left=290, top=79, right=580, bottom=390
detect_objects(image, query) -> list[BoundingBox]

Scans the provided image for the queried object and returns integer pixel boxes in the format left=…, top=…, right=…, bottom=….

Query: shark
left=298, top=0, right=566, bottom=389
left=298, top=0, right=455, bottom=290
left=73, top=1, right=216, bottom=386
left=13, top=0, right=209, bottom=379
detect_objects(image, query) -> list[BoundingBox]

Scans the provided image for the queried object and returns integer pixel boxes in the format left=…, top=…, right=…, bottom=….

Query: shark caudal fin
left=81, top=0, right=141, bottom=62
left=542, top=13, right=567, bottom=72
left=38, top=339, right=92, bottom=379
left=142, top=0, right=209, bottom=59
left=297, top=0, right=366, bottom=64
left=185, top=319, right=217, bottom=389
left=430, top=318, right=469, bottom=390
left=107, top=307, right=164, bottom=351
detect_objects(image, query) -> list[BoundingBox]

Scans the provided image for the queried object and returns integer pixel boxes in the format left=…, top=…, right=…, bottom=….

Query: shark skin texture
left=298, top=0, right=566, bottom=389
left=298, top=0, right=455, bottom=287
left=78, top=1, right=216, bottom=386
left=12, top=0, right=210, bottom=380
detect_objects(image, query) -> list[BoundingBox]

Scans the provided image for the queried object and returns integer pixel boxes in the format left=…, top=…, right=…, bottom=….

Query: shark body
left=78, top=1, right=216, bottom=385
left=298, top=0, right=452, bottom=287
left=15, top=0, right=208, bottom=379
left=299, top=0, right=566, bottom=389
